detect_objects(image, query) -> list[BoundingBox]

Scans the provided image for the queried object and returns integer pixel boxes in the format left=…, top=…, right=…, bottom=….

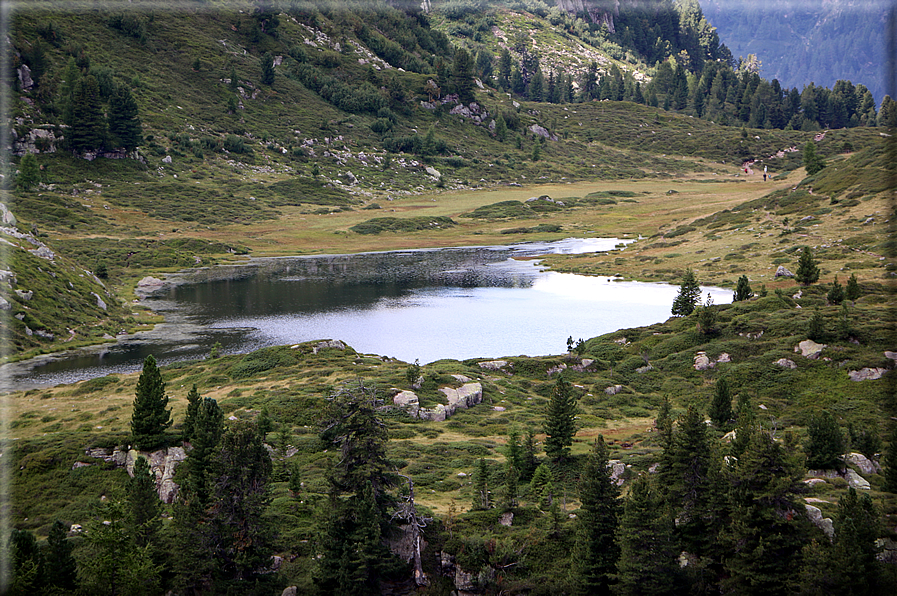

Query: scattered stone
left=29, top=246, right=55, bottom=260
left=162, top=155, right=172, bottom=164
left=648, top=463, right=659, bottom=473
left=722, top=430, right=737, bottom=442
left=425, top=165, right=441, bottom=179
left=605, top=385, right=623, bottom=396
left=635, top=364, right=654, bottom=374
left=0, top=202, right=17, bottom=226
left=774, top=265, right=794, bottom=278
left=803, top=478, right=827, bottom=487
left=529, top=124, right=558, bottom=141
left=694, top=352, right=713, bottom=370
left=795, top=339, right=826, bottom=359
left=848, top=367, right=886, bottom=381
left=608, top=460, right=626, bottom=486
left=72, top=461, right=93, bottom=469
left=717, top=353, right=731, bottom=364
left=499, top=512, right=514, bottom=527
left=493, top=406, right=506, bottom=412
left=91, top=292, right=107, bottom=310
left=70, top=524, right=82, bottom=534
left=792, top=289, right=802, bottom=300
left=451, top=374, right=471, bottom=383
left=885, top=351, right=897, bottom=361
left=804, top=504, right=835, bottom=539
left=775, top=358, right=797, bottom=369
left=281, top=586, right=297, bottom=596
left=547, top=363, right=567, bottom=376
left=0, top=297, right=9, bottom=311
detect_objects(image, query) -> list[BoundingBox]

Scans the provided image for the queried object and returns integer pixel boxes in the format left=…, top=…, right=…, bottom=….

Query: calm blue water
left=6, top=239, right=731, bottom=388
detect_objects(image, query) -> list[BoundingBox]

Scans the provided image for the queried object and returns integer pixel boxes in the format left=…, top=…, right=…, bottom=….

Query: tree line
left=5, top=351, right=894, bottom=595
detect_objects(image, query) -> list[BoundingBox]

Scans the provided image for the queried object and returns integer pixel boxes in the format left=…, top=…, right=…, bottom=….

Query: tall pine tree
left=69, top=74, right=106, bottom=154
left=571, top=437, right=620, bottom=596
left=107, top=85, right=142, bottom=151
left=543, top=374, right=577, bottom=462
left=130, top=355, right=171, bottom=450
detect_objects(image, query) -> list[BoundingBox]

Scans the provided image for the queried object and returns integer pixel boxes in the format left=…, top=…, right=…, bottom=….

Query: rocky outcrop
left=135, top=276, right=167, bottom=297
left=393, top=382, right=484, bottom=422
left=845, top=452, right=880, bottom=475
left=774, top=358, right=797, bottom=369
left=806, top=467, right=870, bottom=490
left=87, top=446, right=186, bottom=503
left=478, top=360, right=507, bottom=371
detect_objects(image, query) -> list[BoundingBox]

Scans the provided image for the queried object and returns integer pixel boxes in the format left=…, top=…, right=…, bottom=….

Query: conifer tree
left=494, top=113, right=507, bottom=142
left=709, top=377, right=733, bottom=429
left=520, top=427, right=539, bottom=480
left=7, top=528, right=44, bottom=595
left=207, top=421, right=273, bottom=585
left=543, top=375, right=577, bottom=462
left=107, top=85, right=142, bottom=151
left=472, top=457, right=491, bottom=510
left=845, top=273, right=861, bottom=301
left=127, top=455, right=160, bottom=549
left=803, top=141, right=826, bottom=174
left=260, top=51, right=275, bottom=85
left=502, top=463, right=519, bottom=510
left=830, top=488, right=883, bottom=594
left=795, top=246, right=820, bottom=285
left=43, top=520, right=78, bottom=593
left=571, top=437, right=620, bottom=596
left=805, top=410, right=845, bottom=469
left=181, top=384, right=201, bottom=442
left=733, top=274, right=753, bottom=301
left=827, top=275, right=845, bottom=304
left=451, top=47, right=475, bottom=104
left=615, top=475, right=680, bottom=595
left=16, top=153, right=39, bottom=191
left=722, top=431, right=808, bottom=595
left=69, top=74, right=106, bottom=154
left=130, top=355, right=172, bottom=450
left=671, top=268, right=701, bottom=316
left=655, top=396, right=674, bottom=449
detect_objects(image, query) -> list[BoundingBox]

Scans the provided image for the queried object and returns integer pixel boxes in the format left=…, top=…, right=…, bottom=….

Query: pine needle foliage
left=130, top=354, right=171, bottom=450
left=543, top=374, right=578, bottom=462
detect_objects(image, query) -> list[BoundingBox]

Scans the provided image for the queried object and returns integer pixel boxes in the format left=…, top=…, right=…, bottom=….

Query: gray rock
left=804, top=504, right=835, bottom=539
left=775, top=265, right=795, bottom=278
left=0, top=202, right=16, bottom=226
left=845, top=468, right=871, bottom=490
left=0, top=297, right=9, bottom=311
left=795, top=339, right=826, bottom=359
left=478, top=359, right=507, bottom=371
left=848, top=367, right=886, bottom=381
left=29, top=246, right=55, bottom=260
left=0, top=269, right=16, bottom=287
left=425, top=165, right=441, bottom=179
left=281, top=587, right=297, bottom=596
left=91, top=292, right=107, bottom=310
left=418, top=404, right=446, bottom=422
left=499, top=512, right=514, bottom=526
left=694, top=352, right=713, bottom=371
left=605, top=385, right=623, bottom=396
left=393, top=390, right=420, bottom=416
left=609, top=460, right=626, bottom=486
left=775, top=358, right=797, bottom=369
left=846, top=452, right=880, bottom=475
left=17, top=64, right=33, bottom=90
left=529, top=124, right=558, bottom=141
left=313, top=339, right=346, bottom=353
left=162, top=155, right=172, bottom=164
left=451, top=374, right=472, bottom=383
left=440, top=382, right=483, bottom=415
left=135, top=276, right=166, bottom=297
left=803, top=478, right=828, bottom=487
left=635, top=364, right=654, bottom=374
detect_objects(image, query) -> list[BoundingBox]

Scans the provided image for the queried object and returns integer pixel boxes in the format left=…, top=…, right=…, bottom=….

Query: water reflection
left=5, top=238, right=731, bottom=388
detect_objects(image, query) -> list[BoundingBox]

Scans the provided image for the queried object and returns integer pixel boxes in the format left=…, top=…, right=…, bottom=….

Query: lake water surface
left=6, top=238, right=732, bottom=389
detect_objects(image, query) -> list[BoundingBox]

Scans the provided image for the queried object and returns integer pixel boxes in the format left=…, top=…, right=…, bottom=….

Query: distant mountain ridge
left=701, top=0, right=891, bottom=105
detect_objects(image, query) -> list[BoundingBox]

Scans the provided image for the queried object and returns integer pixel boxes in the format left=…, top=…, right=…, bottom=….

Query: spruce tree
left=494, top=113, right=508, bottom=142
left=130, top=354, right=172, bottom=450
left=8, top=528, right=44, bottom=595
left=845, top=273, right=861, bottom=300
left=830, top=488, right=883, bottom=594
left=805, top=410, right=845, bottom=469
left=571, top=437, right=620, bottom=596
left=472, top=457, right=491, bottom=510
left=16, top=153, right=39, bottom=191
left=260, top=51, right=275, bottom=85
left=43, top=520, right=78, bottom=593
left=185, top=396, right=224, bottom=504
left=615, top=476, right=680, bottom=595
left=127, top=455, right=160, bottom=549
left=733, top=274, right=753, bottom=301
left=803, top=141, right=825, bottom=174
left=881, top=423, right=897, bottom=493
left=451, top=47, right=475, bottom=104
left=520, top=427, right=539, bottom=480
left=107, top=85, right=142, bottom=151
left=709, top=377, right=733, bottom=429
left=827, top=275, right=845, bottom=304
left=671, top=268, right=701, bottom=316
left=207, top=421, right=273, bottom=584
left=181, top=384, right=201, bottom=442
left=502, top=463, right=519, bottom=510
left=795, top=246, right=820, bottom=285
left=722, top=431, right=808, bottom=595
left=543, top=374, right=577, bottom=462
left=69, top=74, right=106, bottom=154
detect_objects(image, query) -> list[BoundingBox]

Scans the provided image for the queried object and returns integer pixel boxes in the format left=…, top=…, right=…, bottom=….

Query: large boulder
left=775, top=358, right=797, bottom=369
left=440, top=382, right=483, bottom=414
left=795, top=339, right=826, bottom=359
left=393, top=390, right=420, bottom=417
left=846, top=452, right=880, bottom=475
left=775, top=265, right=795, bottom=278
